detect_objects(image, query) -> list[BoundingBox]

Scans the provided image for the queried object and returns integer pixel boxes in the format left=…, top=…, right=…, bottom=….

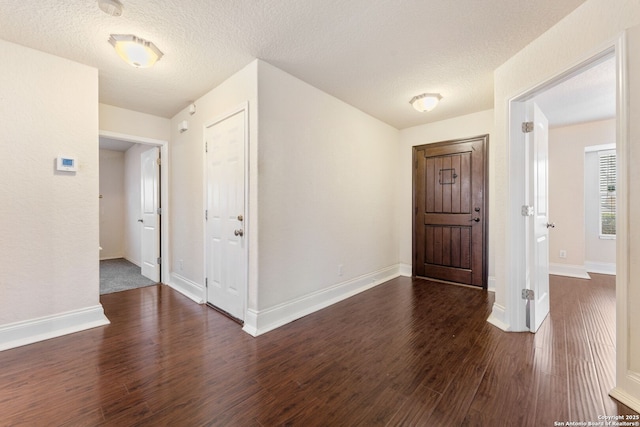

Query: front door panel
left=414, top=136, right=487, bottom=287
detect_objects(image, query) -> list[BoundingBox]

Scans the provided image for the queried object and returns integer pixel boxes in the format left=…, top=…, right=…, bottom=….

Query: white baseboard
left=169, top=273, right=205, bottom=304
left=585, top=261, right=616, bottom=275
left=399, top=263, right=412, bottom=277
left=487, top=276, right=496, bottom=293
left=549, top=263, right=591, bottom=279
left=124, top=256, right=141, bottom=268
left=0, top=305, right=110, bottom=352
left=99, top=255, right=125, bottom=261
left=487, top=302, right=510, bottom=331
left=610, top=386, right=640, bottom=414
left=242, top=264, right=401, bottom=337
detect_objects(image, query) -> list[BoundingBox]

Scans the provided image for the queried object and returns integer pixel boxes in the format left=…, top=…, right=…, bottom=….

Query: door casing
left=98, top=130, right=170, bottom=284
left=506, top=45, right=621, bottom=333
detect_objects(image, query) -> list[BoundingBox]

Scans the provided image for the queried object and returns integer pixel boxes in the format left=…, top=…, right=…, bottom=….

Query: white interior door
left=205, top=109, right=246, bottom=321
left=526, top=102, right=551, bottom=332
left=141, top=147, right=160, bottom=282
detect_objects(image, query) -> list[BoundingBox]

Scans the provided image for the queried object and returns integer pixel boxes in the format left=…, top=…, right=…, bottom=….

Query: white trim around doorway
left=98, top=130, right=170, bottom=286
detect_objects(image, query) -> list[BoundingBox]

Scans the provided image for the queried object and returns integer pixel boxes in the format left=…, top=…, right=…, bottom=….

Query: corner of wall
left=244, top=265, right=402, bottom=336
left=487, top=302, right=511, bottom=331
left=169, top=273, right=205, bottom=304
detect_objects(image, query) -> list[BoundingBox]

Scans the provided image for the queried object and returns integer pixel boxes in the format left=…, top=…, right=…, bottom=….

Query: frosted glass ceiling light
left=410, top=93, right=442, bottom=112
left=109, top=34, right=163, bottom=68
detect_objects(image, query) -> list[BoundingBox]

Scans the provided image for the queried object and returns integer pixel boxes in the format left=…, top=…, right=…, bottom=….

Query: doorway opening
left=506, top=35, right=630, bottom=405
left=98, top=131, right=169, bottom=295
left=510, top=47, right=618, bottom=331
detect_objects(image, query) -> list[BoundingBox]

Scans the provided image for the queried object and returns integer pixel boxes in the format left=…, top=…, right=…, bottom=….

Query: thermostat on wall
left=57, top=156, right=77, bottom=172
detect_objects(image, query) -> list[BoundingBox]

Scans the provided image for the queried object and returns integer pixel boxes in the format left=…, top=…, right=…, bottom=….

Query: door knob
left=138, top=219, right=144, bottom=223
left=546, top=222, right=555, bottom=229
left=470, top=217, right=480, bottom=222
left=234, top=229, right=244, bottom=236
left=237, top=215, right=244, bottom=222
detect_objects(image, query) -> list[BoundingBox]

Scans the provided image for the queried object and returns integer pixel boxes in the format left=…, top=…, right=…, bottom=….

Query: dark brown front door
left=413, top=135, right=487, bottom=288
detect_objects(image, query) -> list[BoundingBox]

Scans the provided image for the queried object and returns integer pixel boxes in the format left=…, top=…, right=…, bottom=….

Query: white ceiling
left=0, top=0, right=588, bottom=129
left=533, top=56, right=616, bottom=128
left=99, top=136, right=135, bottom=152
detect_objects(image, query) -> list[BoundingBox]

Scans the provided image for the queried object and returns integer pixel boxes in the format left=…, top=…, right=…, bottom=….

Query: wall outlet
left=338, top=264, right=343, bottom=276
left=559, top=250, right=567, bottom=259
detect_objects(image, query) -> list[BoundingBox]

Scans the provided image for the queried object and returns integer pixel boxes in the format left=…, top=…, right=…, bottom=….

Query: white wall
left=0, top=40, right=108, bottom=349
left=492, top=0, right=640, bottom=409
left=99, top=149, right=125, bottom=260
left=99, top=104, right=171, bottom=141
left=398, top=109, right=495, bottom=283
left=169, top=60, right=258, bottom=304
left=547, top=119, right=616, bottom=275
left=256, top=61, right=400, bottom=314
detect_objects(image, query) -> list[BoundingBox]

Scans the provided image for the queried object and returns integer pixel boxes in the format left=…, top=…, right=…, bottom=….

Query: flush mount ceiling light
left=409, top=93, right=443, bottom=112
left=109, top=34, right=163, bottom=68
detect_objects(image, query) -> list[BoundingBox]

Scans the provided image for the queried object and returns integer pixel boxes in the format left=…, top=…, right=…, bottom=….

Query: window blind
left=599, top=150, right=616, bottom=236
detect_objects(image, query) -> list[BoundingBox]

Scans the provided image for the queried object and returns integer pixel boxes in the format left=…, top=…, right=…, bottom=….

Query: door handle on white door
left=546, top=222, right=555, bottom=229
left=138, top=219, right=144, bottom=223
left=234, top=229, right=244, bottom=237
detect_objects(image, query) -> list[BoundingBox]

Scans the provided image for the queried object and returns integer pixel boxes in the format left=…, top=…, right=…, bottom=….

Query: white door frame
left=202, top=102, right=250, bottom=318
left=506, top=33, right=630, bottom=396
left=99, top=130, right=170, bottom=284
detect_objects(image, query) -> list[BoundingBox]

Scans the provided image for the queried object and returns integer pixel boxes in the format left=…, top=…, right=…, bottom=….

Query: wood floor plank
left=567, top=356, right=606, bottom=420
left=424, top=324, right=501, bottom=426
left=527, top=371, right=570, bottom=427
left=0, top=276, right=635, bottom=426
left=465, top=331, right=536, bottom=426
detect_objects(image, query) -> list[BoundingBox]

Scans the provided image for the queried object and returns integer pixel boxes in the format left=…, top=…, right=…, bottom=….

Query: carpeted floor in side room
left=100, top=258, right=156, bottom=295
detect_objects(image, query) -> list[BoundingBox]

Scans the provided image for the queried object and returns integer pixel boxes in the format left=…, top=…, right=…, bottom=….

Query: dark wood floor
left=0, top=274, right=636, bottom=426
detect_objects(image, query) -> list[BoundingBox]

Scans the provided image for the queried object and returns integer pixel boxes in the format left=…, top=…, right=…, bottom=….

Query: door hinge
left=205, top=210, right=208, bottom=220
left=522, top=121, right=534, bottom=133
left=522, top=289, right=534, bottom=300
left=157, top=157, right=162, bottom=166
left=521, top=205, right=534, bottom=216
left=157, top=257, right=162, bottom=265
left=205, top=141, right=208, bottom=153
left=157, top=208, right=162, bottom=215
left=205, top=277, right=208, bottom=288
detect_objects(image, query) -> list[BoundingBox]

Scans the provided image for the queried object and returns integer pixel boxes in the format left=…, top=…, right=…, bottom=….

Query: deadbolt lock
left=237, top=215, right=244, bottom=222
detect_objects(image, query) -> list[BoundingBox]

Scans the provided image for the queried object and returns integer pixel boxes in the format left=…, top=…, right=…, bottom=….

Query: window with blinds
left=599, top=150, right=616, bottom=237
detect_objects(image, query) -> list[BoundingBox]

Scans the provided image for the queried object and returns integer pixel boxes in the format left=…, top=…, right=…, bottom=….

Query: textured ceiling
left=534, top=56, right=616, bottom=128
left=0, top=0, right=587, bottom=129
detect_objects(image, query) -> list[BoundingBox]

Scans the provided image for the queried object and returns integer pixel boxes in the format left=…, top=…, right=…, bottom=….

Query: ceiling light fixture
left=109, top=34, right=163, bottom=68
left=98, top=0, right=124, bottom=17
left=410, top=93, right=442, bottom=112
